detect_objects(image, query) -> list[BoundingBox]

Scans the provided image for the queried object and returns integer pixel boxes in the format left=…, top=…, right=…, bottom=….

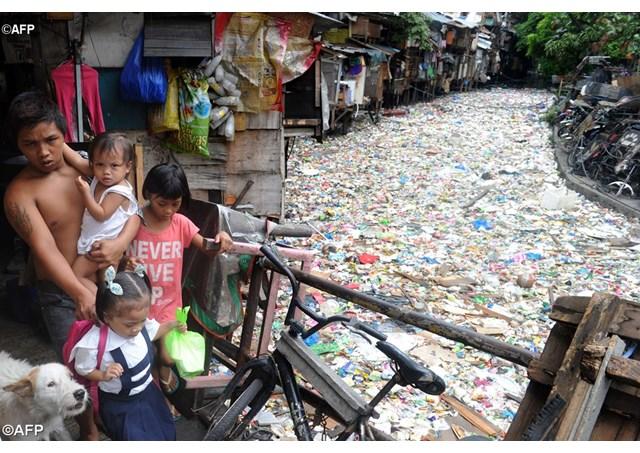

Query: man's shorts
left=36, top=280, right=76, bottom=362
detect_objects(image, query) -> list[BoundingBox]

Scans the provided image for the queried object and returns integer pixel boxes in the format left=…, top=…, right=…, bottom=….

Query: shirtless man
left=3, top=91, right=140, bottom=440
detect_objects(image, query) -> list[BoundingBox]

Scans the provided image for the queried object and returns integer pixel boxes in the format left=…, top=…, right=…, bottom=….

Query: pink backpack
left=62, top=320, right=108, bottom=417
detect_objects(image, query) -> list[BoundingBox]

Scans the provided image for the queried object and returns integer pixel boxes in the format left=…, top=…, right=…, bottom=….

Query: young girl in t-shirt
left=126, top=163, right=232, bottom=406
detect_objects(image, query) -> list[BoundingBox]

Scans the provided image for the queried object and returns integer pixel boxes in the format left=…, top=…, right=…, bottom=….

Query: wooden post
left=572, top=335, right=626, bottom=440
left=551, top=295, right=640, bottom=342
left=547, top=293, right=622, bottom=440
left=557, top=79, right=564, bottom=98
left=508, top=291, right=640, bottom=441
left=505, top=322, right=575, bottom=439
left=134, top=144, right=144, bottom=203
left=283, top=266, right=538, bottom=367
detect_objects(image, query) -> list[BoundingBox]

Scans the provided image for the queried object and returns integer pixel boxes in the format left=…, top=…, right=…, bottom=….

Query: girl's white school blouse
left=70, top=319, right=160, bottom=395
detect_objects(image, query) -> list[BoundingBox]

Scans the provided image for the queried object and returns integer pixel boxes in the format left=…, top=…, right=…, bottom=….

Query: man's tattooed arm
left=6, top=201, right=33, bottom=238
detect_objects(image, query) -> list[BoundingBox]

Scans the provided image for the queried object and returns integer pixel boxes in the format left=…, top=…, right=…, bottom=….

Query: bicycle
left=198, top=244, right=446, bottom=441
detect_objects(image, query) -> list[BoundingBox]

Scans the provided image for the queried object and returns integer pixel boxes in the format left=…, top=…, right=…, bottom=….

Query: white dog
left=0, top=351, right=88, bottom=441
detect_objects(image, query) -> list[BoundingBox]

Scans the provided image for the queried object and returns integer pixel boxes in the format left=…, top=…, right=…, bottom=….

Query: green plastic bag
left=170, top=69, right=211, bottom=157
left=164, top=307, right=205, bottom=378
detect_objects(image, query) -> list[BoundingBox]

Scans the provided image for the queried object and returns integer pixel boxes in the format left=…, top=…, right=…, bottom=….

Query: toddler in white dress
left=65, top=133, right=138, bottom=292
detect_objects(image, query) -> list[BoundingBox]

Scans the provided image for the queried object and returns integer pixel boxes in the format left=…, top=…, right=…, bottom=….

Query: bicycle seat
left=570, top=99, right=592, bottom=109
left=376, top=341, right=446, bottom=395
left=595, top=100, right=617, bottom=109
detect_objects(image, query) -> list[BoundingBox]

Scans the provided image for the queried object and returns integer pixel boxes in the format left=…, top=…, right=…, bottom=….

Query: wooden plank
left=175, top=148, right=227, bottom=165
left=190, top=189, right=209, bottom=202
left=551, top=293, right=622, bottom=440
left=283, top=118, right=320, bottom=126
left=224, top=130, right=283, bottom=174
left=81, top=13, right=143, bottom=68
left=185, top=375, right=230, bottom=389
left=234, top=113, right=247, bottom=132
left=284, top=127, right=316, bottom=138
left=144, top=48, right=212, bottom=58
left=180, top=164, right=226, bottom=190
left=583, top=349, right=640, bottom=389
left=167, top=142, right=227, bottom=191
left=230, top=180, right=254, bottom=209
left=611, top=302, right=640, bottom=341
left=224, top=173, right=283, bottom=219
left=573, top=336, right=626, bottom=440
left=580, top=342, right=609, bottom=382
left=440, top=394, right=501, bottom=437
left=616, top=418, right=640, bottom=440
left=144, top=17, right=212, bottom=58
left=145, top=40, right=211, bottom=49
left=551, top=295, right=640, bottom=342
left=246, top=111, right=282, bottom=130
left=589, top=411, right=623, bottom=440
left=549, top=295, right=592, bottom=325
left=219, top=128, right=284, bottom=217
left=603, top=387, right=640, bottom=418
left=145, top=20, right=211, bottom=37
left=144, top=22, right=209, bottom=33
left=607, top=356, right=640, bottom=387
left=315, top=59, right=321, bottom=108
left=524, top=322, right=575, bottom=388
left=145, top=30, right=211, bottom=41
left=503, top=381, right=550, bottom=440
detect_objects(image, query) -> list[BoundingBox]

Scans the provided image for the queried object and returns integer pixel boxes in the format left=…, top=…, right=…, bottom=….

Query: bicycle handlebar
left=348, top=319, right=387, bottom=341
left=259, top=242, right=446, bottom=407
left=259, top=244, right=325, bottom=326
left=259, top=244, right=298, bottom=290
left=269, top=224, right=315, bottom=238
left=259, top=244, right=388, bottom=342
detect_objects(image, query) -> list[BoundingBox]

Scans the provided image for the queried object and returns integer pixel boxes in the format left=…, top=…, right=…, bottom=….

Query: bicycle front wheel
left=203, top=378, right=264, bottom=441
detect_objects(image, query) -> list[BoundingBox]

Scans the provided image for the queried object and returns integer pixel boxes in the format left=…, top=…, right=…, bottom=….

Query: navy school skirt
left=99, top=382, right=176, bottom=441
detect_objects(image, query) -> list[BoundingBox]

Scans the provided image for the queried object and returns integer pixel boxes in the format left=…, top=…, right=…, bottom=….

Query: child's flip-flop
left=160, top=365, right=195, bottom=419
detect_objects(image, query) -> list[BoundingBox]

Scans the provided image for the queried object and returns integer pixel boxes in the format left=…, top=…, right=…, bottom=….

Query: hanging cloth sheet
left=51, top=61, right=106, bottom=142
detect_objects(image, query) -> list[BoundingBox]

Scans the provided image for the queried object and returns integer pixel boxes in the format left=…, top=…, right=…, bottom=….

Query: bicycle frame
left=200, top=242, right=445, bottom=441
left=207, top=324, right=399, bottom=440
left=185, top=240, right=315, bottom=392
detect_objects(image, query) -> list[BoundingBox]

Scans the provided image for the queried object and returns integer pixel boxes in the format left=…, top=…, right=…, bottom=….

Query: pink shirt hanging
left=50, top=61, right=106, bottom=142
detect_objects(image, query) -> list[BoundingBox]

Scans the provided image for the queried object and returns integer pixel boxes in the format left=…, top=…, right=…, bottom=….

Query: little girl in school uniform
left=69, top=266, right=186, bottom=440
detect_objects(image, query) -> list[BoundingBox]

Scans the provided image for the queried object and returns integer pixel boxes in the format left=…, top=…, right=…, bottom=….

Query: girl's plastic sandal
left=159, top=365, right=181, bottom=394
left=159, top=365, right=195, bottom=418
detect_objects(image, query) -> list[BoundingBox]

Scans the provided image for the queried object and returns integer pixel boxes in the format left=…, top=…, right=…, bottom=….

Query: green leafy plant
left=542, top=104, right=560, bottom=125
left=515, top=13, right=640, bottom=77
left=389, top=12, right=432, bottom=50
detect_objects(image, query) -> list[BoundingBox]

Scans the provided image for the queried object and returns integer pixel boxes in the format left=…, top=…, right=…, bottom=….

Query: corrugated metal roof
left=424, top=12, right=455, bottom=25
left=364, top=43, right=400, bottom=55
left=349, top=37, right=399, bottom=56
left=452, top=16, right=478, bottom=29
left=323, top=42, right=373, bottom=55
left=477, top=37, right=492, bottom=49
left=424, top=12, right=478, bottom=29
left=310, top=12, right=347, bottom=29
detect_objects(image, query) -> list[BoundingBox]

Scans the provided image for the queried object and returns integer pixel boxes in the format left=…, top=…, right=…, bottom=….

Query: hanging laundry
left=51, top=61, right=106, bottom=142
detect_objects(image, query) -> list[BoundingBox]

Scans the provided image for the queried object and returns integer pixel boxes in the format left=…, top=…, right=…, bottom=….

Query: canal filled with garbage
left=262, top=87, right=640, bottom=440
